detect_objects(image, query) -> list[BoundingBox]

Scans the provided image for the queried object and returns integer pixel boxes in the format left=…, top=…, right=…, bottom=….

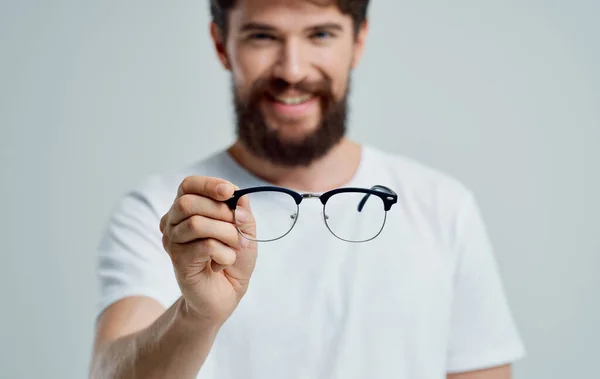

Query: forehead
left=228, top=0, right=351, bottom=29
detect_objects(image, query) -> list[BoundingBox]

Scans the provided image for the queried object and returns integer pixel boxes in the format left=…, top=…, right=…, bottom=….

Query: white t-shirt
left=96, top=145, right=525, bottom=378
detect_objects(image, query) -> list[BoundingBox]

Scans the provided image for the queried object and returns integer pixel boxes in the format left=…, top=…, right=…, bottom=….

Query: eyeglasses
left=225, top=185, right=398, bottom=243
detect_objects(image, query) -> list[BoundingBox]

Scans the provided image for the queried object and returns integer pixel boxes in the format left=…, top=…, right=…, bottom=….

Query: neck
left=227, top=138, right=363, bottom=193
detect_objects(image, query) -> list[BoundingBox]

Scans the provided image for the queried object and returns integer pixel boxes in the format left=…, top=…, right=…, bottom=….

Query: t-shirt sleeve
left=95, top=187, right=178, bottom=320
left=446, top=192, right=526, bottom=373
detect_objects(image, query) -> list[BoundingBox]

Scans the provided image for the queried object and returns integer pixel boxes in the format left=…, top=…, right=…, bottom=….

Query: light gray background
left=1, top=1, right=598, bottom=378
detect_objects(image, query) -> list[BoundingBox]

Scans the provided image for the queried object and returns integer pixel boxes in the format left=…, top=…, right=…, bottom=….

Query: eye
left=311, top=30, right=334, bottom=40
left=248, top=33, right=277, bottom=41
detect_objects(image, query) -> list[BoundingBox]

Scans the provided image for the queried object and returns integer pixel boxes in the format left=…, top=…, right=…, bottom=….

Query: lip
left=264, top=95, right=319, bottom=119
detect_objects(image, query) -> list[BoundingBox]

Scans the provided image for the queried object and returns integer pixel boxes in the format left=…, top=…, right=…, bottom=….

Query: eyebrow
left=239, top=22, right=344, bottom=33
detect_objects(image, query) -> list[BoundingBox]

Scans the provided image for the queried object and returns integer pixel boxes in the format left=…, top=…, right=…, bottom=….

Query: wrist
left=176, top=297, right=223, bottom=334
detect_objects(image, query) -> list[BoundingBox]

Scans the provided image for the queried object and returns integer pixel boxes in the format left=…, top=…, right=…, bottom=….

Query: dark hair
left=210, top=0, right=370, bottom=37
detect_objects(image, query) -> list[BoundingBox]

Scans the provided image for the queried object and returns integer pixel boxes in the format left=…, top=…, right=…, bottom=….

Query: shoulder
left=362, top=145, right=479, bottom=253
left=123, top=150, right=234, bottom=217
left=363, top=146, right=483, bottom=261
left=364, top=145, right=474, bottom=208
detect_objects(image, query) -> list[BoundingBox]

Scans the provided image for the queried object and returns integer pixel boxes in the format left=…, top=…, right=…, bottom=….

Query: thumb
left=226, top=202, right=257, bottom=280
left=235, top=204, right=256, bottom=240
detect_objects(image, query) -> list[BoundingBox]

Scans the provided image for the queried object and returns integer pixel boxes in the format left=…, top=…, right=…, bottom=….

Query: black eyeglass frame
left=224, top=185, right=398, bottom=243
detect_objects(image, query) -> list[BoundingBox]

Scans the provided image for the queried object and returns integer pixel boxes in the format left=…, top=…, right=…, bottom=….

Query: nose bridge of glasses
left=301, top=193, right=321, bottom=200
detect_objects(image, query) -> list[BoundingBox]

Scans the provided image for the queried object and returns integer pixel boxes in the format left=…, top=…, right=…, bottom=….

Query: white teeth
left=274, top=94, right=313, bottom=105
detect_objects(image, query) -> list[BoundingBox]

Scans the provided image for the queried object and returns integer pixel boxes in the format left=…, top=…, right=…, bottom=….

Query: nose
left=272, top=38, right=309, bottom=85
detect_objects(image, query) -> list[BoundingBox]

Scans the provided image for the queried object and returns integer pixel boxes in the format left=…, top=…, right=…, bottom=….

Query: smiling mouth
left=269, top=93, right=316, bottom=105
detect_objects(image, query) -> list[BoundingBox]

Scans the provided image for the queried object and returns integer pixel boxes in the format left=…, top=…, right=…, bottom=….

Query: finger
left=170, top=239, right=237, bottom=272
left=169, top=194, right=235, bottom=226
left=224, top=205, right=257, bottom=279
left=233, top=191, right=257, bottom=239
left=236, top=189, right=251, bottom=210
left=169, top=215, right=243, bottom=248
left=160, top=213, right=167, bottom=233
left=234, top=204, right=256, bottom=239
left=177, top=176, right=236, bottom=201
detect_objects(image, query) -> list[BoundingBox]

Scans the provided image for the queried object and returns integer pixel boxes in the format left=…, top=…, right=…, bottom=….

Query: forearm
left=90, top=297, right=220, bottom=379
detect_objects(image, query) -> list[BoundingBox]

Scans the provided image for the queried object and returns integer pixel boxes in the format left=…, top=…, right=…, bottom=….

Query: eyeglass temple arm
left=357, top=185, right=395, bottom=212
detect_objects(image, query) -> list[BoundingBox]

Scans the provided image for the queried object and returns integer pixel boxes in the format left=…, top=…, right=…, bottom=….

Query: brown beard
left=233, top=75, right=350, bottom=167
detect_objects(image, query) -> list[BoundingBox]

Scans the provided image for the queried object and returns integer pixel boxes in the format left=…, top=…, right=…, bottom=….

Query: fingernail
left=236, top=208, right=248, bottom=222
left=240, top=236, right=249, bottom=249
left=217, top=183, right=230, bottom=197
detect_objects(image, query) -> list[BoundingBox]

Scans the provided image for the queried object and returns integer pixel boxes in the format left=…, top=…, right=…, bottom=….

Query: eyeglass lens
left=324, top=192, right=387, bottom=242
left=234, top=191, right=298, bottom=242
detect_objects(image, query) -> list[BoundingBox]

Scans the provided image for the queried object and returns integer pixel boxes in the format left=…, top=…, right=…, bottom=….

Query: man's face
left=213, top=0, right=367, bottom=166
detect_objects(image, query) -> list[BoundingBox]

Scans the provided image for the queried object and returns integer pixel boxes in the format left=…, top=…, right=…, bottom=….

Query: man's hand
left=160, top=176, right=258, bottom=327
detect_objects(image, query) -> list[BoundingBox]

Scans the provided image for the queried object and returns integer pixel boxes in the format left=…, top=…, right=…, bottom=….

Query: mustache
left=249, top=76, right=334, bottom=100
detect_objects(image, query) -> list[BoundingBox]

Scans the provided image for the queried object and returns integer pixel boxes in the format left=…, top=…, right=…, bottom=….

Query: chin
left=274, top=123, right=319, bottom=141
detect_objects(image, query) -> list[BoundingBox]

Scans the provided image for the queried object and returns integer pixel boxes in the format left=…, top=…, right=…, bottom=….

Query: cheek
left=313, top=48, right=353, bottom=97
left=327, top=67, right=352, bottom=101
left=230, top=46, right=276, bottom=92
